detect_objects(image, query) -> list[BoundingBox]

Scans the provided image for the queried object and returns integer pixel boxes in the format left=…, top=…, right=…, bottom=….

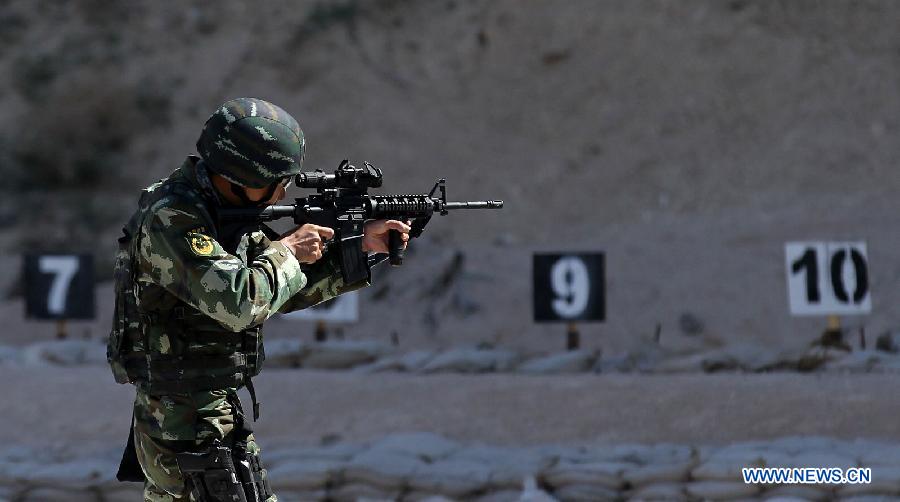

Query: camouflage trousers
left=135, top=427, right=277, bottom=502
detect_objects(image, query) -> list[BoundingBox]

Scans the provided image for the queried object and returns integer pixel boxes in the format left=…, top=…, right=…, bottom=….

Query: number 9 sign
left=533, top=253, right=605, bottom=322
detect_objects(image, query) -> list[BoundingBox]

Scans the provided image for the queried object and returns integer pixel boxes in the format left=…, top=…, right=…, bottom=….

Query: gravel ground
left=3, top=367, right=898, bottom=453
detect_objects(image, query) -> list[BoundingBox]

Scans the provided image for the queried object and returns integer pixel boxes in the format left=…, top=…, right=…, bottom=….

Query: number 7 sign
left=24, top=254, right=95, bottom=320
left=785, top=242, right=871, bottom=316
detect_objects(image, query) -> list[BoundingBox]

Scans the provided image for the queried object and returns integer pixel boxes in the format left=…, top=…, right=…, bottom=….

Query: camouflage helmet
left=197, top=97, right=306, bottom=189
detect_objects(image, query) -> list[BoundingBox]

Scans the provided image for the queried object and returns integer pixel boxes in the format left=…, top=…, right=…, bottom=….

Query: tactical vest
left=107, top=176, right=265, bottom=401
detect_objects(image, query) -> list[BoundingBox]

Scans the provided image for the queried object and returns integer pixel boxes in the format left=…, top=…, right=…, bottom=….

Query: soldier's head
left=197, top=97, right=305, bottom=206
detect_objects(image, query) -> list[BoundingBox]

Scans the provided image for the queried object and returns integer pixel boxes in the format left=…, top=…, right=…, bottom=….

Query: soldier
left=107, top=97, right=410, bottom=501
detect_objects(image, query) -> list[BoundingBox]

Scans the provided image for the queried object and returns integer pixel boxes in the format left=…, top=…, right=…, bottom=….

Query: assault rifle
left=219, top=160, right=503, bottom=284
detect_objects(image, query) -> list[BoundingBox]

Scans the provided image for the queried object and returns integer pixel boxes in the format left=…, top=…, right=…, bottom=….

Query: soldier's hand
left=362, top=219, right=411, bottom=253
left=279, top=224, right=334, bottom=263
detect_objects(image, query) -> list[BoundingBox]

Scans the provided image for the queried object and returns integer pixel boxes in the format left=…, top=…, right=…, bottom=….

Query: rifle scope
left=294, top=161, right=383, bottom=190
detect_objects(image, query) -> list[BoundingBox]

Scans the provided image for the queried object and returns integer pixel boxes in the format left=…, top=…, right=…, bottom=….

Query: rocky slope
left=1, top=0, right=899, bottom=354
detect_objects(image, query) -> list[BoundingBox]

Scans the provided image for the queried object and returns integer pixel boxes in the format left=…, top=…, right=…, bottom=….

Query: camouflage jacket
left=129, top=156, right=367, bottom=441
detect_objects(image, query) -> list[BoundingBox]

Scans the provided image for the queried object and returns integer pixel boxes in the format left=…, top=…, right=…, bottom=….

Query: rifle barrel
left=220, top=200, right=503, bottom=221
left=444, top=200, right=504, bottom=210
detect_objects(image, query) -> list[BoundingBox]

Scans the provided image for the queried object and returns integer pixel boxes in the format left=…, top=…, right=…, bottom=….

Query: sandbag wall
left=2, top=434, right=899, bottom=501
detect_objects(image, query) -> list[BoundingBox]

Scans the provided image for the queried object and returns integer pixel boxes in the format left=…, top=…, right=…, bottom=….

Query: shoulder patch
left=188, top=233, right=215, bottom=256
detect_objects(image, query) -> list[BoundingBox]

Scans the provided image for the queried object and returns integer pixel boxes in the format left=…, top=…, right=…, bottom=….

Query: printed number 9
left=551, top=256, right=590, bottom=318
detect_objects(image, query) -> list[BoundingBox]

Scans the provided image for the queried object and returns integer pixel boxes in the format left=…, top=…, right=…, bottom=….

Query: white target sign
left=282, top=291, right=359, bottom=322
left=785, top=241, right=871, bottom=316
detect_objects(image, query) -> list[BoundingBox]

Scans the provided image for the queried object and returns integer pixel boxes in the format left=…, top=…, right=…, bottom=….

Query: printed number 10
left=791, top=247, right=868, bottom=304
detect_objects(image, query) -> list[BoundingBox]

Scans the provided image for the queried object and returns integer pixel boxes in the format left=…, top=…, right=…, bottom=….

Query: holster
left=177, top=444, right=249, bottom=502
left=116, top=415, right=146, bottom=483
left=175, top=392, right=273, bottom=502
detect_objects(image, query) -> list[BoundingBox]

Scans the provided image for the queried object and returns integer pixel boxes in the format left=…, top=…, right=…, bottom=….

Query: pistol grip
left=388, top=229, right=404, bottom=266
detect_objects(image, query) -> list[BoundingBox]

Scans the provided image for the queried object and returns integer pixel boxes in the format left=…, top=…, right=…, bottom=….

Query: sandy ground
left=3, top=367, right=898, bottom=455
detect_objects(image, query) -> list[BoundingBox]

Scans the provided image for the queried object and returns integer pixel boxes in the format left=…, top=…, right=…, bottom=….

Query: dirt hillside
left=1, top=1, right=899, bottom=354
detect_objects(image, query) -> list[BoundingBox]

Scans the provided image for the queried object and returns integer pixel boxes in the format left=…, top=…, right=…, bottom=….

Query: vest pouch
left=108, top=230, right=138, bottom=384
left=255, top=328, right=265, bottom=377
left=174, top=309, right=264, bottom=378
left=245, top=326, right=263, bottom=377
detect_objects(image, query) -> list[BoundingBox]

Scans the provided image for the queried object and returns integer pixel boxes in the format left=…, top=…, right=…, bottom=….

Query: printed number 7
left=39, top=256, right=79, bottom=315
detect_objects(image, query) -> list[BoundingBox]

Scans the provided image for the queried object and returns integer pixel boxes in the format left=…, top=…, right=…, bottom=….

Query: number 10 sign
left=785, top=242, right=871, bottom=316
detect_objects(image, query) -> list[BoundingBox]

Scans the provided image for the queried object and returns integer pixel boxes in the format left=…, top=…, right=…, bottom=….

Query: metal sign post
left=533, top=253, right=605, bottom=350
left=785, top=241, right=871, bottom=346
left=24, top=254, right=95, bottom=338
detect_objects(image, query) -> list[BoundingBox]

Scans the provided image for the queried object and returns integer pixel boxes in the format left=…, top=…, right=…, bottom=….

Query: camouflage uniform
left=111, top=100, right=368, bottom=501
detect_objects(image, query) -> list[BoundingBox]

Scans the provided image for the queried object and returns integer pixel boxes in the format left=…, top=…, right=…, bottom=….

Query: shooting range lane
left=1, top=366, right=896, bottom=450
